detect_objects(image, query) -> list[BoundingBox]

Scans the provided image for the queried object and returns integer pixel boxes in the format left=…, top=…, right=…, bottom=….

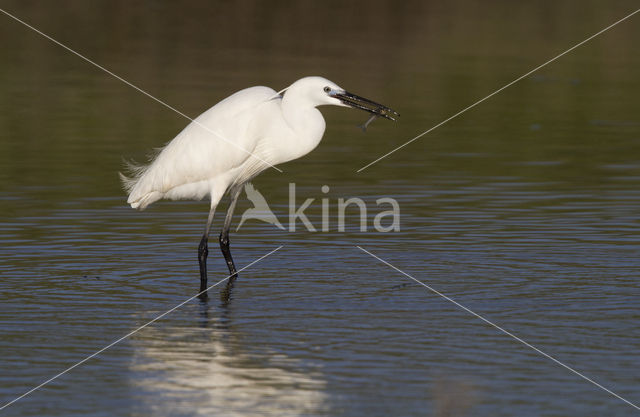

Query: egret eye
left=323, top=86, right=331, bottom=93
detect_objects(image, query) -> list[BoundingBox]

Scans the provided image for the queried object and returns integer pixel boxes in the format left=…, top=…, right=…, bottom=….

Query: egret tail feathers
left=119, top=159, right=148, bottom=192
left=119, top=159, right=161, bottom=210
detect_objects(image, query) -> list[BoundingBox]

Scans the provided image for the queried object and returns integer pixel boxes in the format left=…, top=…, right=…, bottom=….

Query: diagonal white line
left=357, top=8, right=640, bottom=172
left=0, top=245, right=283, bottom=411
left=356, top=245, right=640, bottom=411
left=0, top=7, right=283, bottom=173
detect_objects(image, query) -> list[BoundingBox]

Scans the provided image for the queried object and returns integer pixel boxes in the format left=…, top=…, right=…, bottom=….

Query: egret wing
left=124, top=86, right=277, bottom=208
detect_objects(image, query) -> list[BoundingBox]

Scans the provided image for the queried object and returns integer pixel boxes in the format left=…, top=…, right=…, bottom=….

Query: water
left=1, top=1, right=640, bottom=416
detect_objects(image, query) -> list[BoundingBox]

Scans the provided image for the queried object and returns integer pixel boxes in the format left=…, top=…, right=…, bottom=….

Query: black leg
left=219, top=186, right=242, bottom=303
left=198, top=234, right=209, bottom=300
left=219, top=230, right=237, bottom=279
left=197, top=205, right=217, bottom=300
left=219, top=229, right=237, bottom=305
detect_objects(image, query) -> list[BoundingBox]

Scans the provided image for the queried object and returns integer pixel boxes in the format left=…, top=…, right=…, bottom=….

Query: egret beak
left=333, top=91, right=400, bottom=121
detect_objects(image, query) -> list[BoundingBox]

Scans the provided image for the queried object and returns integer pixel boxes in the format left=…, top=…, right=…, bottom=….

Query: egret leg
left=220, top=187, right=242, bottom=281
left=198, top=206, right=216, bottom=297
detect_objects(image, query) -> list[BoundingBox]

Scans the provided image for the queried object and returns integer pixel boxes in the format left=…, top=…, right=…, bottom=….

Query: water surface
left=1, top=1, right=640, bottom=416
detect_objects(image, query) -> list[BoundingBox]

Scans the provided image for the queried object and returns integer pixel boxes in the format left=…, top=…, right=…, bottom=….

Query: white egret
left=120, top=76, right=398, bottom=297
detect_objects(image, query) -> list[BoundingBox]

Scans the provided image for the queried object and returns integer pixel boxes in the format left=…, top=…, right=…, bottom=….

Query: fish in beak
left=332, top=91, right=400, bottom=121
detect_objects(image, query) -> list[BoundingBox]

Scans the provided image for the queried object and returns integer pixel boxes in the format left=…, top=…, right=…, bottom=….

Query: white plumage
left=121, top=78, right=334, bottom=210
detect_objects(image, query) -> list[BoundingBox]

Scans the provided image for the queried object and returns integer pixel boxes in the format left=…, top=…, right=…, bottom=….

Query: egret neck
left=279, top=86, right=327, bottom=162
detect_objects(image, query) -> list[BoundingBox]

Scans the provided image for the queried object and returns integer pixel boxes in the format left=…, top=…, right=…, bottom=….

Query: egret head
left=286, top=76, right=399, bottom=121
